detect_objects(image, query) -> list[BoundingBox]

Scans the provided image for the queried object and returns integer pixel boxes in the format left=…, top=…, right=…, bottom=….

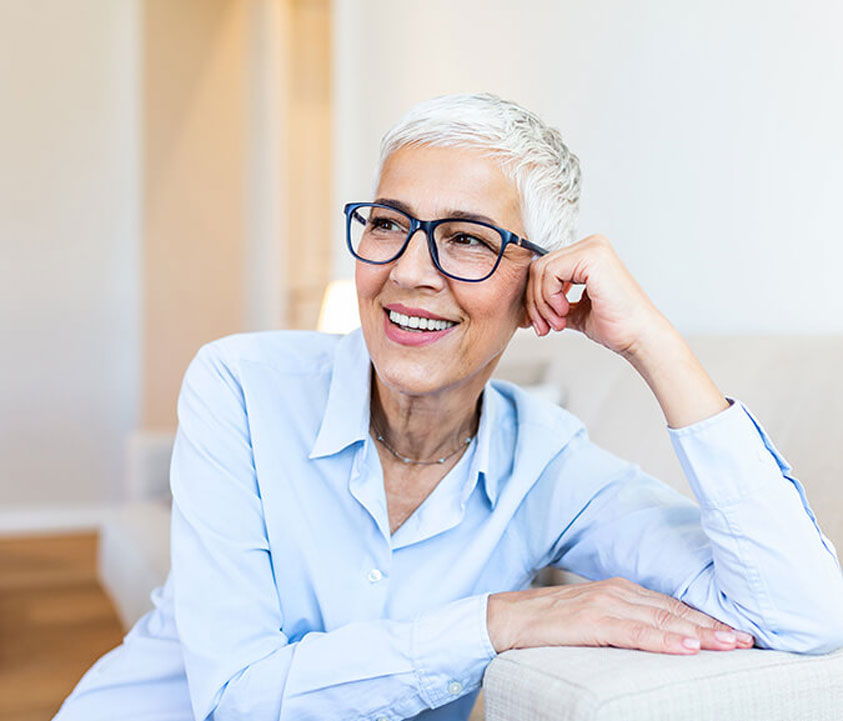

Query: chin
left=373, top=357, right=450, bottom=398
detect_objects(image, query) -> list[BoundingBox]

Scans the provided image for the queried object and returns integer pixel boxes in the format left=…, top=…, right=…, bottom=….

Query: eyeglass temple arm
left=519, top=238, right=549, bottom=256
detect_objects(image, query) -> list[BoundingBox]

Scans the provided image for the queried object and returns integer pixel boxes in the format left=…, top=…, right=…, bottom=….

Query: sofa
left=98, top=331, right=843, bottom=719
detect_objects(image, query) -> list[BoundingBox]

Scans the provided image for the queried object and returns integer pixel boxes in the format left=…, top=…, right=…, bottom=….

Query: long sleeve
left=549, top=396, right=843, bottom=654
left=170, top=343, right=496, bottom=721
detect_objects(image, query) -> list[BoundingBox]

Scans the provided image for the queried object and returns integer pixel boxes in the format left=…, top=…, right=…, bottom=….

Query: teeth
left=388, top=310, right=456, bottom=332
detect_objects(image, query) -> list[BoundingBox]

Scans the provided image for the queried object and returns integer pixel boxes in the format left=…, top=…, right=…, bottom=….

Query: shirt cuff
left=666, top=395, right=794, bottom=508
left=411, top=592, right=497, bottom=709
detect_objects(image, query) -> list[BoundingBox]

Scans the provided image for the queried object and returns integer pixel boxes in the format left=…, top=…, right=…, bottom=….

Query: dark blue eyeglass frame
left=344, top=201, right=549, bottom=283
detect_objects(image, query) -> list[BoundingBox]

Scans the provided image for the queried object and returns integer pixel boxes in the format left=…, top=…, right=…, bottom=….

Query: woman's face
left=356, top=144, right=534, bottom=398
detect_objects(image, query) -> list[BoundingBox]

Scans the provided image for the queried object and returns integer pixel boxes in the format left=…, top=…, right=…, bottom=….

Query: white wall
left=332, top=0, right=843, bottom=333
left=0, top=1, right=140, bottom=513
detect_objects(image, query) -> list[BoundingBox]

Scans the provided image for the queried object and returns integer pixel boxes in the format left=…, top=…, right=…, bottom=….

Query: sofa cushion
left=483, top=645, right=843, bottom=721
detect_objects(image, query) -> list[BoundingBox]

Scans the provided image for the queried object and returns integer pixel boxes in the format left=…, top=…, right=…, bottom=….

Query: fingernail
left=735, top=631, right=754, bottom=644
left=682, top=637, right=700, bottom=649
left=531, top=321, right=539, bottom=335
left=715, top=631, right=736, bottom=643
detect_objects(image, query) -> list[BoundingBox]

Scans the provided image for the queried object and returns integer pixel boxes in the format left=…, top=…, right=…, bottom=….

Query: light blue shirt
left=55, top=329, right=843, bottom=721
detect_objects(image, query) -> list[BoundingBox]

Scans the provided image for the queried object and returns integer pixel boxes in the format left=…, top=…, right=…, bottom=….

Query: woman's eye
left=371, top=217, right=402, bottom=232
left=453, top=233, right=480, bottom=245
left=451, top=233, right=496, bottom=251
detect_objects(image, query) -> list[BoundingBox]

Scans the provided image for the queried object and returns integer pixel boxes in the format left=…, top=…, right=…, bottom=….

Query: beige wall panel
left=143, top=0, right=247, bottom=429
left=285, top=0, right=333, bottom=329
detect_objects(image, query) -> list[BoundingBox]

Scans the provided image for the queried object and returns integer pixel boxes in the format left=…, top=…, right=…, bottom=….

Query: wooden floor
left=0, top=532, right=125, bottom=721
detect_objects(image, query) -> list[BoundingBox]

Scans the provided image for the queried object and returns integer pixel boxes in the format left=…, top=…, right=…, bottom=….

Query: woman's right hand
left=486, top=576, right=755, bottom=655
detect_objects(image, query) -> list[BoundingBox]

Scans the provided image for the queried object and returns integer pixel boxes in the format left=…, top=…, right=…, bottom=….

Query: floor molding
left=0, top=504, right=117, bottom=536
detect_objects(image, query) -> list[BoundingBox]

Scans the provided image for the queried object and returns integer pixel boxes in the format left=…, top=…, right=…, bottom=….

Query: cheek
left=354, top=263, right=384, bottom=304
left=455, top=281, right=525, bottom=338
left=466, top=269, right=528, bottom=325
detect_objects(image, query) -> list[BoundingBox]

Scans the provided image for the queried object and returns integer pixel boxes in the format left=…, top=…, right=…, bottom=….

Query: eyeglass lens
left=348, top=204, right=503, bottom=281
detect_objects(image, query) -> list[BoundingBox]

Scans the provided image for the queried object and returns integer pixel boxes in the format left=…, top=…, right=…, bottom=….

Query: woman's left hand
left=524, top=234, right=671, bottom=359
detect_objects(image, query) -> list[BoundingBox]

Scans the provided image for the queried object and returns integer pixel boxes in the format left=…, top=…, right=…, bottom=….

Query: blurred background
left=1, top=0, right=842, bottom=718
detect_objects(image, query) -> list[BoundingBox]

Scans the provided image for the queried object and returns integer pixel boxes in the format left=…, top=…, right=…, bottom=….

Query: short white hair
left=373, top=92, right=582, bottom=251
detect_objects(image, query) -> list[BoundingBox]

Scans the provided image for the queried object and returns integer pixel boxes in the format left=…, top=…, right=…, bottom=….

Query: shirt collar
left=464, top=384, right=497, bottom=508
left=309, top=329, right=372, bottom=460
left=308, top=327, right=502, bottom=509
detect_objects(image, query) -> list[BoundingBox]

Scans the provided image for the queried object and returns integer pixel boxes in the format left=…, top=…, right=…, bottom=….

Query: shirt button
left=447, top=680, right=463, bottom=695
left=367, top=568, right=383, bottom=583
left=376, top=717, right=389, bottom=721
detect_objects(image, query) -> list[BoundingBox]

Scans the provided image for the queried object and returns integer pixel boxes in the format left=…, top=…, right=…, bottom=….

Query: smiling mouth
left=387, top=309, right=457, bottom=333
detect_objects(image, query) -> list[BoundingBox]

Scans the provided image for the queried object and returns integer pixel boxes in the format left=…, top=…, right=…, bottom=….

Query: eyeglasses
left=344, top=202, right=548, bottom=282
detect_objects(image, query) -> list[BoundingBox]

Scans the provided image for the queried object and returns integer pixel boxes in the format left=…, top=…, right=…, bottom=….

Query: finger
left=603, top=617, right=702, bottom=656
left=619, top=582, right=738, bottom=632
left=525, top=274, right=550, bottom=337
left=620, top=585, right=754, bottom=649
left=735, top=631, right=756, bottom=647
left=620, top=601, right=737, bottom=652
left=539, top=270, right=572, bottom=319
left=525, top=272, right=551, bottom=336
left=696, top=626, right=744, bottom=650
left=523, top=271, right=538, bottom=333
left=532, top=263, right=567, bottom=331
left=586, top=581, right=726, bottom=651
left=593, top=585, right=743, bottom=654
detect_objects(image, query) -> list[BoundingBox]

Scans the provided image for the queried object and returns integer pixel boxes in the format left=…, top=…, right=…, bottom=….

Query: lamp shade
left=317, top=279, right=360, bottom=333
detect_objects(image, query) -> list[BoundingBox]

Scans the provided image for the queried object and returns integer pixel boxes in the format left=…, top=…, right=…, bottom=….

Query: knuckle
left=605, top=576, right=636, bottom=595
left=589, top=582, right=619, bottom=603
left=669, top=600, right=693, bottom=620
left=613, top=576, right=635, bottom=587
left=653, top=607, right=674, bottom=630
left=659, top=634, right=677, bottom=653
left=589, top=236, right=615, bottom=260
left=628, top=622, right=649, bottom=646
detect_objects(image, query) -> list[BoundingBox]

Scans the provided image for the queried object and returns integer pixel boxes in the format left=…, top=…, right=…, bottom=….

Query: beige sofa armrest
left=483, top=645, right=843, bottom=721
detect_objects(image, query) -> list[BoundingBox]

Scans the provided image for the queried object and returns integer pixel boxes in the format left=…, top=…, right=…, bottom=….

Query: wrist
left=621, top=317, right=729, bottom=429
left=620, top=314, right=684, bottom=377
left=486, top=592, right=522, bottom=653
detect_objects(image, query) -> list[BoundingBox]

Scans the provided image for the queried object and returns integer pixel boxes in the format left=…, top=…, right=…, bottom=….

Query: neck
left=370, top=371, right=484, bottom=463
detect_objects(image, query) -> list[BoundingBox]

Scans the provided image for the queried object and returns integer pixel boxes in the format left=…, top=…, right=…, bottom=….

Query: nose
left=388, top=227, right=445, bottom=289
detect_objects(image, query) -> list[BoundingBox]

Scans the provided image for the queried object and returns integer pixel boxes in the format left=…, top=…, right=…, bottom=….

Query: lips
left=382, top=305, right=459, bottom=346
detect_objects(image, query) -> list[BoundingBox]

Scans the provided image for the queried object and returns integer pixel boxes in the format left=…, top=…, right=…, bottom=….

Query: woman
left=54, top=93, right=843, bottom=721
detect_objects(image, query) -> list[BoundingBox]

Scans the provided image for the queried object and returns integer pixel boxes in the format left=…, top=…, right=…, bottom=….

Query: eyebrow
left=374, top=197, right=499, bottom=226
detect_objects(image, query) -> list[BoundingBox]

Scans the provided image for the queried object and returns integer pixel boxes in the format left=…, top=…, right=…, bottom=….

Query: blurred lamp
left=317, top=279, right=360, bottom=333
